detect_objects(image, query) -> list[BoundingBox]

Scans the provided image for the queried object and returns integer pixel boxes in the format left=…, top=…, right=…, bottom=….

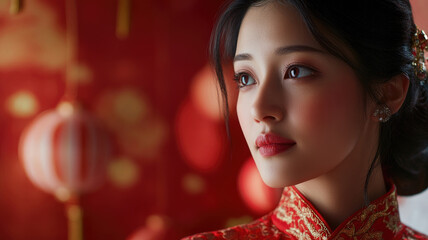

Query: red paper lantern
left=19, top=101, right=111, bottom=197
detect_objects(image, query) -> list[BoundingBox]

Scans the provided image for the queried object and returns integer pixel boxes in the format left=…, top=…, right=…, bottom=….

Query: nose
left=250, top=76, right=284, bottom=123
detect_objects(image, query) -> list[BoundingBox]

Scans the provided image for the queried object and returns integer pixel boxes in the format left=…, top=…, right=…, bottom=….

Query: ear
left=379, top=74, right=410, bottom=114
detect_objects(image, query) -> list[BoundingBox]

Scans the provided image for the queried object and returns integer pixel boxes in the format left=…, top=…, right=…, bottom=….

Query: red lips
left=256, top=134, right=296, bottom=157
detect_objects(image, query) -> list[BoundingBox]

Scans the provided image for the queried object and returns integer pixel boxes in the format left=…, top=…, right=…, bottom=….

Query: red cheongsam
left=183, top=184, right=428, bottom=239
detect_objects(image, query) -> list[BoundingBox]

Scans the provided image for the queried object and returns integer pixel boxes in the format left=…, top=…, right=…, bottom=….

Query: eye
left=234, top=73, right=256, bottom=88
left=285, top=65, right=315, bottom=79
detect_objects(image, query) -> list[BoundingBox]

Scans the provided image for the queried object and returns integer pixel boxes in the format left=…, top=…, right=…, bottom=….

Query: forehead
left=236, top=1, right=322, bottom=55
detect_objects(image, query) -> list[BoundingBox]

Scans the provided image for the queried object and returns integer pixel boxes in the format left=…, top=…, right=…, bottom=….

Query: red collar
left=271, top=184, right=401, bottom=239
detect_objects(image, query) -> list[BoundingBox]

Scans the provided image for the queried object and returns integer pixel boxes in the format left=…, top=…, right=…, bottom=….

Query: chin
left=257, top=160, right=318, bottom=188
left=254, top=156, right=303, bottom=189
left=259, top=171, right=296, bottom=189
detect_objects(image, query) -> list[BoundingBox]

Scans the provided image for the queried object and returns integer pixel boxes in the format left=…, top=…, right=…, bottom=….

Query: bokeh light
left=191, top=64, right=238, bottom=120
left=95, top=88, right=167, bottom=160
left=238, top=158, right=282, bottom=214
left=95, top=88, right=150, bottom=129
left=182, top=173, right=205, bottom=195
left=113, top=89, right=149, bottom=125
left=116, top=118, right=168, bottom=160
left=175, top=98, right=223, bottom=173
left=0, top=0, right=66, bottom=69
left=190, top=64, right=223, bottom=120
left=224, top=215, right=253, bottom=228
left=107, top=156, right=140, bottom=188
left=146, top=214, right=168, bottom=232
left=68, top=63, right=93, bottom=84
left=6, top=90, right=39, bottom=118
left=127, top=215, right=168, bottom=240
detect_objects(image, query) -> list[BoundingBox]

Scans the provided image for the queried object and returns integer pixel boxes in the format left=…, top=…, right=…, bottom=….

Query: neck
left=295, top=123, right=386, bottom=230
left=296, top=164, right=386, bottom=230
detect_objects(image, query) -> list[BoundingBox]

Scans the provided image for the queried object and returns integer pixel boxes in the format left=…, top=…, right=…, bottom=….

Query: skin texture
left=234, top=1, right=409, bottom=229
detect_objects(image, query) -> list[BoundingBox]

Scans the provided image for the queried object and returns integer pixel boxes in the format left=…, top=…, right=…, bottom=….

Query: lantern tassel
left=10, top=0, right=23, bottom=14
left=66, top=197, right=83, bottom=240
left=65, top=0, right=79, bottom=103
left=116, top=0, right=131, bottom=39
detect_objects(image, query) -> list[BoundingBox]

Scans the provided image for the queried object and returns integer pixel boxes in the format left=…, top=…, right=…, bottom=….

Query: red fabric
left=183, top=184, right=428, bottom=240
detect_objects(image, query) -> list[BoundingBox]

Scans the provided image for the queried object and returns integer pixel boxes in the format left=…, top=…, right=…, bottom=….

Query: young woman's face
left=234, top=1, right=372, bottom=188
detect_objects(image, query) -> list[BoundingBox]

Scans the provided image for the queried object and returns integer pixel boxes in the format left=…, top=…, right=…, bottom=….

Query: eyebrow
left=234, top=45, right=324, bottom=63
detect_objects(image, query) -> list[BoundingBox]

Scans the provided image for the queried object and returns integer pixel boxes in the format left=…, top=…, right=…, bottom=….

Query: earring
left=373, top=105, right=392, bottom=123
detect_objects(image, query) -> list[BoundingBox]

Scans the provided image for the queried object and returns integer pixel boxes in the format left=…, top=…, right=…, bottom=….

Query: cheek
left=236, top=94, right=252, bottom=138
left=312, top=85, right=360, bottom=123
left=291, top=77, right=364, bottom=145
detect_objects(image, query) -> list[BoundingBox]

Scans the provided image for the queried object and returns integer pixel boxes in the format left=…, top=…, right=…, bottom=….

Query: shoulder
left=181, top=213, right=289, bottom=240
left=397, top=224, right=428, bottom=240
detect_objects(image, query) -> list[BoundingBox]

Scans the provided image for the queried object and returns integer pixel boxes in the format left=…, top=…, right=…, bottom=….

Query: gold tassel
left=116, top=0, right=131, bottom=39
left=10, top=0, right=23, bottom=14
left=67, top=199, right=83, bottom=240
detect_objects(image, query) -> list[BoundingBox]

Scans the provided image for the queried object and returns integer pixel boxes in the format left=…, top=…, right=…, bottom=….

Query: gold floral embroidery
left=273, top=185, right=403, bottom=240
left=274, top=187, right=330, bottom=240
left=384, top=214, right=401, bottom=234
left=184, top=183, right=427, bottom=240
left=275, top=206, right=292, bottom=224
left=331, top=187, right=400, bottom=240
left=401, top=228, right=419, bottom=240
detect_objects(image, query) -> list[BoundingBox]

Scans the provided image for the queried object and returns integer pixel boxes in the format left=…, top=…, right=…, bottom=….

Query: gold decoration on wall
left=116, top=0, right=131, bottom=39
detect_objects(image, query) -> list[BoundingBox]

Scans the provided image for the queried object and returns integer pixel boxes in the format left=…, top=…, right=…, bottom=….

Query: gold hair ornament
left=412, top=28, right=427, bottom=86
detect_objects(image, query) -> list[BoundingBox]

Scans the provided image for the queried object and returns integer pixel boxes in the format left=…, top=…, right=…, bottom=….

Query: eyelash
left=284, top=63, right=318, bottom=79
left=233, top=72, right=253, bottom=89
left=233, top=64, right=318, bottom=88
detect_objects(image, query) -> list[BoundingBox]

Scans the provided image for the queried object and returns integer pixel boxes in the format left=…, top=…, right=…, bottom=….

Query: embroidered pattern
left=331, top=187, right=399, bottom=239
left=273, top=187, right=330, bottom=240
left=183, top=185, right=428, bottom=240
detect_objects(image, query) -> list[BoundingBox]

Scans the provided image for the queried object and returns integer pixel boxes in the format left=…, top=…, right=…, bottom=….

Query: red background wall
left=0, top=0, right=427, bottom=239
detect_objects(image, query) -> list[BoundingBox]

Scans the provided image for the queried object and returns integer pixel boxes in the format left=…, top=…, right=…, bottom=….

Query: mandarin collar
left=271, top=183, right=401, bottom=239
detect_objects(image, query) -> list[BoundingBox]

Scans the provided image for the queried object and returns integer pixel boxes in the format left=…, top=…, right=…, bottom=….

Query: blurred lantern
left=238, top=158, right=282, bottom=214
left=19, top=101, right=111, bottom=240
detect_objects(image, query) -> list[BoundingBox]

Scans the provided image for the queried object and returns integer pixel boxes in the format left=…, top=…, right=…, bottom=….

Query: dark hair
left=210, top=0, right=428, bottom=196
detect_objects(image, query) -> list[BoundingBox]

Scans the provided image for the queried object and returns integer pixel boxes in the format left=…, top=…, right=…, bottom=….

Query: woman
left=184, top=0, right=428, bottom=239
